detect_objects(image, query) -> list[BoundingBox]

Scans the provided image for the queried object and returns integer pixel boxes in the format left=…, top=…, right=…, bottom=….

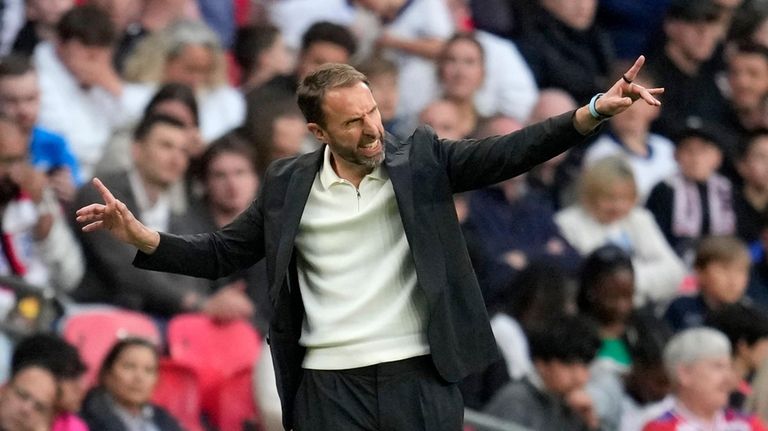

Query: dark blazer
left=72, top=171, right=210, bottom=316
left=134, top=111, right=587, bottom=429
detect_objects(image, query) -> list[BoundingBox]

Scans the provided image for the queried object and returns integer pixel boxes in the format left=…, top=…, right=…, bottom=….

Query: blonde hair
left=123, top=20, right=227, bottom=88
left=579, top=156, right=637, bottom=206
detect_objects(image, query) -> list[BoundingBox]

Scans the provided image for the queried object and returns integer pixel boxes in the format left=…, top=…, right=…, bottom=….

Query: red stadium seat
left=60, top=307, right=161, bottom=387
left=211, top=366, right=261, bottom=431
left=166, top=314, right=261, bottom=417
left=152, top=358, right=206, bottom=431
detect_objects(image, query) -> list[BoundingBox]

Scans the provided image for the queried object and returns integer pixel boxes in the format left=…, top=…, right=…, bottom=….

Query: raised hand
left=594, top=55, right=664, bottom=117
left=75, top=178, right=160, bottom=253
left=573, top=55, right=663, bottom=134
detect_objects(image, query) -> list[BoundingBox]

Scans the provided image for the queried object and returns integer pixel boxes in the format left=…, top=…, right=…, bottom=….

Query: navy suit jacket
left=134, top=111, right=587, bottom=429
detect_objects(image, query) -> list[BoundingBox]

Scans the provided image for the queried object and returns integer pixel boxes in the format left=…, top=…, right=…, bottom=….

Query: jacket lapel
left=272, top=149, right=323, bottom=295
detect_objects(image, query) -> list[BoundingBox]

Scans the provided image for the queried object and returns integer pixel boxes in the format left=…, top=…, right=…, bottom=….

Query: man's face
left=728, top=52, right=768, bottom=111
left=419, top=101, right=464, bottom=140
left=132, top=123, right=190, bottom=188
left=296, top=42, right=350, bottom=82
left=0, top=72, right=40, bottom=133
left=164, top=44, right=215, bottom=90
left=739, top=137, right=768, bottom=189
left=677, top=355, right=735, bottom=412
left=308, top=82, right=385, bottom=176
left=666, top=19, right=722, bottom=64
left=0, top=367, right=57, bottom=431
left=205, top=151, right=259, bottom=215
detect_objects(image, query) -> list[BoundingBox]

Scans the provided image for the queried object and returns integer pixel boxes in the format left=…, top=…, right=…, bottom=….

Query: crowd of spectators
left=3, top=0, right=768, bottom=430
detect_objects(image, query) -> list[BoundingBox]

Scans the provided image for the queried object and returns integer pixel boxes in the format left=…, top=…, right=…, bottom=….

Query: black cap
left=672, top=116, right=724, bottom=150
left=667, top=0, right=721, bottom=22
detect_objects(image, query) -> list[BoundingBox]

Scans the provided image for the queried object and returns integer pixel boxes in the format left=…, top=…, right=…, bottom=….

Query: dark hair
left=0, top=54, right=33, bottom=79
left=525, top=315, right=601, bottom=363
left=242, top=86, right=304, bottom=173
left=198, top=131, right=259, bottom=182
left=234, top=24, right=282, bottom=82
left=731, top=41, right=768, bottom=63
left=693, top=235, right=750, bottom=269
left=297, top=63, right=368, bottom=127
left=706, top=303, right=768, bottom=349
left=577, top=245, right=635, bottom=313
left=11, top=333, right=86, bottom=379
left=133, top=113, right=188, bottom=142
left=498, top=262, right=570, bottom=321
left=57, top=5, right=116, bottom=46
left=144, top=82, right=199, bottom=127
left=97, top=337, right=158, bottom=385
left=301, top=21, right=357, bottom=57
left=439, top=32, right=485, bottom=67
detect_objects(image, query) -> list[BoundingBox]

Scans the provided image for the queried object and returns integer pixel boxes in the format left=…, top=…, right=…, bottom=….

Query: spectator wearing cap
left=646, top=117, right=736, bottom=263
left=11, top=333, right=89, bottom=431
left=646, top=0, right=730, bottom=138
left=706, top=303, right=768, bottom=411
left=642, top=327, right=767, bottom=431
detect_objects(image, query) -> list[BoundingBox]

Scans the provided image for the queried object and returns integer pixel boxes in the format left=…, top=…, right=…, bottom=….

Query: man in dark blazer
left=76, top=59, right=662, bottom=430
left=71, top=114, right=209, bottom=317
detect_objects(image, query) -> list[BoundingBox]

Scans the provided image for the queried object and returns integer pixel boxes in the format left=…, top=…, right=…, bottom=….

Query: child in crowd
left=484, top=315, right=601, bottom=431
left=646, top=117, right=736, bottom=264
left=556, top=156, right=686, bottom=306
left=664, top=235, right=751, bottom=332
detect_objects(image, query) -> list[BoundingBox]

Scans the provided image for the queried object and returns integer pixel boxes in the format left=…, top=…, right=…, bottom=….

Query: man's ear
left=307, top=123, right=327, bottom=144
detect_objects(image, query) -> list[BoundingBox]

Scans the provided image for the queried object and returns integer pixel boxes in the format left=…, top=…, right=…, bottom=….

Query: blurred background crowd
left=3, top=0, right=768, bottom=430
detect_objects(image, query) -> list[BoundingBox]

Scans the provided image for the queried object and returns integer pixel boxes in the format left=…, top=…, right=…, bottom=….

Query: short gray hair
left=663, top=327, right=731, bottom=384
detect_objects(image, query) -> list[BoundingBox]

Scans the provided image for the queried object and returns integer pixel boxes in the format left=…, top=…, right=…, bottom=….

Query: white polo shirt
left=295, top=146, right=429, bottom=370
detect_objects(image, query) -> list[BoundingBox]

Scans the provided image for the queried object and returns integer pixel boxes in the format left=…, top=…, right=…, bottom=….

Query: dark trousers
left=292, top=355, right=464, bottom=431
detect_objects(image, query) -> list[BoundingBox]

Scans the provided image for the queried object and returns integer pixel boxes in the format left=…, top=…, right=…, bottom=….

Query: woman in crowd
left=555, top=156, right=686, bottom=306
left=80, top=338, right=183, bottom=431
left=436, top=33, right=487, bottom=138
left=123, top=19, right=245, bottom=143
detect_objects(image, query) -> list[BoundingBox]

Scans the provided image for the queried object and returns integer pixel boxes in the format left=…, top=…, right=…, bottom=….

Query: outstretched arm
left=572, top=55, right=663, bottom=134
left=75, top=177, right=160, bottom=254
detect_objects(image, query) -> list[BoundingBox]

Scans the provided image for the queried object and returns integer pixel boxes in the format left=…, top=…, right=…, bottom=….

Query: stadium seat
left=152, top=358, right=206, bottom=431
left=211, top=366, right=261, bottom=431
left=166, top=314, right=261, bottom=417
left=60, top=307, right=161, bottom=387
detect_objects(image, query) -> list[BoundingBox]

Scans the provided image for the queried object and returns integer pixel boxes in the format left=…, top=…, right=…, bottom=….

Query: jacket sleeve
left=133, top=197, right=266, bottom=279
left=435, top=110, right=589, bottom=193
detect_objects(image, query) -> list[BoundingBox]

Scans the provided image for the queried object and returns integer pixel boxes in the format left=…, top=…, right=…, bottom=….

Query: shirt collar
left=319, top=145, right=387, bottom=190
left=672, top=398, right=727, bottom=430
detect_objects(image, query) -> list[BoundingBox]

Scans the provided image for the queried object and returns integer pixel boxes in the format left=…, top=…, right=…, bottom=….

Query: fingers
left=76, top=203, right=105, bottom=217
left=81, top=220, right=104, bottom=232
left=635, top=85, right=662, bottom=106
left=622, top=55, right=646, bottom=83
left=92, top=177, right=116, bottom=205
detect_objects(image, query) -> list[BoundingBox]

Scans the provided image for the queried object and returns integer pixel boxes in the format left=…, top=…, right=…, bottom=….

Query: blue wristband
left=588, top=93, right=611, bottom=121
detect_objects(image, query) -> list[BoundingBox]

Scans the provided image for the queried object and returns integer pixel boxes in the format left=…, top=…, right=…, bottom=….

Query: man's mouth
left=359, top=139, right=382, bottom=157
